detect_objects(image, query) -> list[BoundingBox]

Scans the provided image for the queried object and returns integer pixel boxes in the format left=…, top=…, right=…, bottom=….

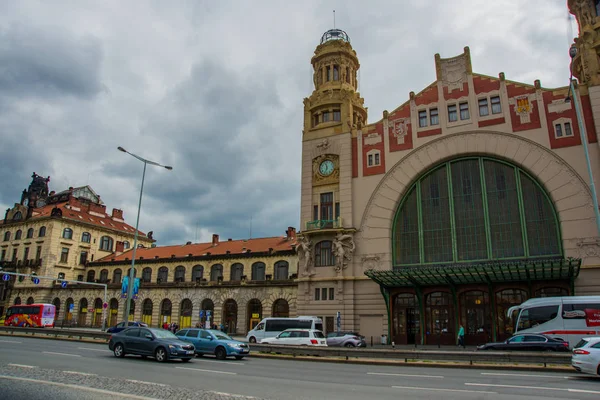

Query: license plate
left=240, top=350, right=249, bottom=353
left=186, top=350, right=194, bottom=355
left=320, top=341, right=325, bottom=344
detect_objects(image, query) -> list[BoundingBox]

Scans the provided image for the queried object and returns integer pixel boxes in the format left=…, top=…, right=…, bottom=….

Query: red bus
left=4, top=303, right=56, bottom=328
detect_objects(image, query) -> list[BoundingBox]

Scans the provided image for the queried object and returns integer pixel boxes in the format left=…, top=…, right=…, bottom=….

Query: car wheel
left=155, top=347, right=168, bottom=362
left=113, top=343, right=125, bottom=358
left=344, top=343, right=355, bottom=348
left=235, top=356, right=244, bottom=360
left=181, top=358, right=192, bottom=362
left=249, top=337, right=257, bottom=343
left=215, top=346, right=227, bottom=360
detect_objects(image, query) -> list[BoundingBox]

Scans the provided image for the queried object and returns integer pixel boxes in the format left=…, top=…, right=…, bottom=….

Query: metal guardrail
left=0, top=326, right=110, bottom=341
left=249, top=343, right=571, bottom=367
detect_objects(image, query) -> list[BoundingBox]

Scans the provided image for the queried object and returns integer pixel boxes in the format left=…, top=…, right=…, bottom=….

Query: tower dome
left=320, top=29, right=350, bottom=45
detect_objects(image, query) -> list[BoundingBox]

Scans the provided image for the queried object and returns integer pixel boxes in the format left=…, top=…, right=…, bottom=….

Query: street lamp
left=566, top=44, right=600, bottom=236
left=117, top=146, right=172, bottom=323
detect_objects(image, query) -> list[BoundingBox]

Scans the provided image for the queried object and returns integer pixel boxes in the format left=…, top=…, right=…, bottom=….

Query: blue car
left=106, top=321, right=148, bottom=334
left=175, top=328, right=250, bottom=360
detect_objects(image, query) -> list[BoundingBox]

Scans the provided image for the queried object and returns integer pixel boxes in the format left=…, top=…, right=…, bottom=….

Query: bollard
left=392, top=341, right=395, bottom=349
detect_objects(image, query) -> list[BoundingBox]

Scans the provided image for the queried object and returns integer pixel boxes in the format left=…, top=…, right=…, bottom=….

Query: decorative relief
left=576, top=237, right=600, bottom=258
left=508, top=95, right=535, bottom=124
left=333, top=232, right=355, bottom=272
left=548, top=99, right=571, bottom=114
left=389, top=118, right=410, bottom=145
left=296, top=235, right=315, bottom=277
left=440, top=55, right=467, bottom=91
left=312, top=154, right=340, bottom=186
left=361, top=254, right=386, bottom=271
left=364, top=132, right=382, bottom=146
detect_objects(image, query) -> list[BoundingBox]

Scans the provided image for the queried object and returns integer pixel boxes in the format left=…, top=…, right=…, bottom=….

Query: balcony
left=305, top=217, right=342, bottom=231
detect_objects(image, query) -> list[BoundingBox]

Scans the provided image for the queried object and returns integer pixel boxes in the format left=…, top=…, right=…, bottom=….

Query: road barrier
left=0, top=326, right=110, bottom=341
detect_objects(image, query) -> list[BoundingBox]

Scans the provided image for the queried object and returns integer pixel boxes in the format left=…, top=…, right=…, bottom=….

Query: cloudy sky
left=0, top=0, right=577, bottom=246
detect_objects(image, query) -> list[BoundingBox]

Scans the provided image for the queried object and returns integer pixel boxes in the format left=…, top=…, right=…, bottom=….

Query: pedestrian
left=457, top=324, right=465, bottom=348
left=195, top=321, right=200, bottom=328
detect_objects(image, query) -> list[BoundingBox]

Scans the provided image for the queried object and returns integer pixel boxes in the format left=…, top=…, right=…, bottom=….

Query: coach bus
left=4, top=303, right=56, bottom=328
left=508, top=296, right=600, bottom=347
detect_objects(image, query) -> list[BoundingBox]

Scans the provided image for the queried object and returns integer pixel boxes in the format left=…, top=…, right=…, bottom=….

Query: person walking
left=457, top=324, right=465, bottom=348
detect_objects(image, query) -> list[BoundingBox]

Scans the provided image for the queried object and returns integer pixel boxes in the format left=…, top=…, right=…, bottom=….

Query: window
left=430, top=108, right=439, bottom=125
left=26, top=228, right=34, bottom=239
left=564, top=122, right=573, bottom=137
left=142, top=267, right=152, bottom=283
left=478, top=98, right=489, bottom=116
left=1, top=250, right=5, bottom=261
left=11, top=249, right=17, bottom=261
left=58, top=273, right=65, bottom=280
left=23, top=247, right=29, bottom=261
left=35, top=246, right=41, bottom=261
left=157, top=266, right=168, bottom=283
left=79, top=251, right=88, bottom=265
left=313, top=114, right=319, bottom=127
left=459, top=102, right=470, bottom=120
left=62, top=228, right=73, bottom=239
left=335, top=202, right=340, bottom=219
left=3, top=231, right=10, bottom=241
left=322, top=111, right=330, bottom=122
left=555, top=121, right=574, bottom=138
left=210, top=264, right=223, bottom=281
left=99, top=236, right=113, bottom=251
left=333, top=65, right=339, bottom=81
left=418, top=110, right=427, bottom=127
left=100, top=269, right=109, bottom=283
left=321, top=288, right=327, bottom=300
left=12, top=212, right=22, bottom=221
left=81, top=232, right=91, bottom=243
left=367, top=151, right=381, bottom=167
left=274, top=261, right=289, bottom=280
left=517, top=305, right=559, bottom=330
left=86, top=270, right=95, bottom=282
left=326, top=65, right=331, bottom=81
left=251, top=262, right=265, bottom=281
left=174, top=265, right=186, bottom=282
left=15, top=230, right=22, bottom=240
left=60, top=248, right=69, bottom=263
left=315, top=288, right=320, bottom=301
left=113, top=269, right=122, bottom=283
left=555, top=124, right=563, bottom=137
left=491, top=96, right=502, bottom=114
left=329, top=288, right=335, bottom=300
left=448, top=104, right=457, bottom=122
left=315, top=241, right=335, bottom=266
left=333, top=110, right=341, bottom=121
left=38, top=226, right=46, bottom=237
left=123, top=241, right=130, bottom=249
left=230, top=263, right=243, bottom=281
left=192, top=265, right=204, bottom=282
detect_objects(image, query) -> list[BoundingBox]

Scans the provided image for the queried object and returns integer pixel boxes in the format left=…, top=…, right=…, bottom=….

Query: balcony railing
left=306, top=217, right=342, bottom=231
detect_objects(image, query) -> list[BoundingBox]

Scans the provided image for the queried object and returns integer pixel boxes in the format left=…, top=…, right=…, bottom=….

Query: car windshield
left=152, top=330, right=178, bottom=339
left=214, top=332, right=233, bottom=340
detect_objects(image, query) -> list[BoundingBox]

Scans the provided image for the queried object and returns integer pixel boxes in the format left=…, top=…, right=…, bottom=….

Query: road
left=0, top=337, right=599, bottom=399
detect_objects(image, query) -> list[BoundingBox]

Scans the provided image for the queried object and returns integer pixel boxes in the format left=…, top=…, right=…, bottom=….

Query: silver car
left=326, top=331, right=367, bottom=347
left=572, top=337, right=600, bottom=375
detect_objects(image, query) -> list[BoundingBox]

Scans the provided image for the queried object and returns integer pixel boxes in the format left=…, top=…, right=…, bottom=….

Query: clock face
left=319, top=160, right=335, bottom=176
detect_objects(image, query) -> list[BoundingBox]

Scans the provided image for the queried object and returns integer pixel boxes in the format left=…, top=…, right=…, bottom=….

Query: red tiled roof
left=94, top=235, right=297, bottom=263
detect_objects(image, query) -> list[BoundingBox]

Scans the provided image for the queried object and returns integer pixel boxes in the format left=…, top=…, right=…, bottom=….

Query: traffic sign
left=199, top=310, right=205, bottom=318
left=61, top=281, right=68, bottom=288
left=2, top=274, right=9, bottom=282
left=32, top=277, right=40, bottom=285
left=103, top=302, right=108, bottom=309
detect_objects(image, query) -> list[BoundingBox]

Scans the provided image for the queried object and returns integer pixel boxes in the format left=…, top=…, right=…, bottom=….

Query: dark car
left=106, top=321, right=148, bottom=334
left=175, top=328, right=250, bottom=360
left=477, top=333, right=570, bottom=352
left=108, top=327, right=195, bottom=362
left=326, top=331, right=367, bottom=347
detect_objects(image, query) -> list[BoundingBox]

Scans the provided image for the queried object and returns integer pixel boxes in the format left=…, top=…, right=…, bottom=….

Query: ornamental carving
left=508, top=94, right=536, bottom=124
left=296, top=235, right=315, bottom=277
left=333, top=232, right=355, bottom=272
left=361, top=254, right=384, bottom=271
left=576, top=237, right=600, bottom=258
left=312, top=154, right=340, bottom=186
left=389, top=118, right=410, bottom=144
left=439, top=54, right=467, bottom=91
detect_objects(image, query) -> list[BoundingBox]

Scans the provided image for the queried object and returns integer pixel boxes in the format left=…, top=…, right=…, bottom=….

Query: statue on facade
left=333, top=232, right=355, bottom=272
left=296, top=235, right=314, bottom=276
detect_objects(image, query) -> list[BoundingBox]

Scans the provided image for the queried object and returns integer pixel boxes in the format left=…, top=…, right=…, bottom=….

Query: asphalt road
left=0, top=337, right=599, bottom=400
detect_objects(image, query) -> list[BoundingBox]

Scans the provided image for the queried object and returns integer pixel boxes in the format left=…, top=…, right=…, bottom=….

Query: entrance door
left=392, top=293, right=419, bottom=345
left=406, top=308, right=419, bottom=345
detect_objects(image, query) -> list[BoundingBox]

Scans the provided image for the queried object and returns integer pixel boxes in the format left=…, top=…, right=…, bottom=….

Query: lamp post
left=117, top=146, right=172, bottom=322
left=567, top=44, right=600, bottom=236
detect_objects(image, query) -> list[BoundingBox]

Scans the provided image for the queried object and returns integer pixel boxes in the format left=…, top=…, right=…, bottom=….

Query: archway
left=459, top=290, right=490, bottom=345
left=13, top=297, right=21, bottom=305
left=160, top=299, right=172, bottom=326
left=93, top=298, right=103, bottom=327
left=128, top=299, right=135, bottom=321
left=142, top=299, right=153, bottom=326
left=179, top=299, right=193, bottom=328
left=272, top=299, right=289, bottom=317
left=65, top=298, right=74, bottom=324
left=247, top=299, right=262, bottom=331
left=200, top=299, right=214, bottom=328
left=26, top=297, right=34, bottom=305
left=52, top=298, right=61, bottom=320
left=222, top=299, right=238, bottom=334
left=109, top=298, right=119, bottom=327
left=78, top=298, right=88, bottom=326
left=425, top=292, right=454, bottom=345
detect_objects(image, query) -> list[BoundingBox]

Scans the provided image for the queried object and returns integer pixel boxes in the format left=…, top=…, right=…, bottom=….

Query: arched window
left=26, top=228, right=34, bottom=239
left=142, top=267, right=152, bottom=283
left=81, top=232, right=91, bottom=243
left=38, top=226, right=46, bottom=237
left=86, top=270, right=96, bottom=282
left=26, top=296, right=34, bottom=305
left=113, top=268, right=122, bottom=283
left=160, top=299, right=172, bottom=323
left=100, top=269, right=108, bottom=283
left=62, top=228, right=73, bottom=239
left=12, top=211, right=22, bottom=221
left=230, top=263, right=244, bottom=281
left=14, top=297, right=21, bottom=305
left=142, top=299, right=153, bottom=326
left=274, top=261, right=289, bottom=280
left=192, top=265, right=204, bottom=282
left=392, top=157, right=562, bottom=266
left=210, top=264, right=223, bottom=281
left=3, top=231, right=10, bottom=241
left=272, top=299, right=289, bottom=318
left=157, top=267, right=168, bottom=283
left=99, top=236, right=113, bottom=251
left=315, top=241, right=335, bottom=266
left=123, top=241, right=130, bottom=249
left=127, top=268, right=137, bottom=278
left=15, top=230, right=22, bottom=240
left=174, top=266, right=186, bottom=282
left=251, top=262, right=265, bottom=281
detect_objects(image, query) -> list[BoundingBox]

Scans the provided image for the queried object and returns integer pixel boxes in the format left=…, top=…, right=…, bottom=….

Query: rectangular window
left=313, top=205, right=318, bottom=221
left=430, top=108, right=439, bottom=125
left=12, top=249, right=17, bottom=261
left=1, top=249, right=5, bottom=261
left=315, top=288, right=320, bottom=301
left=368, top=154, right=373, bottom=166
left=333, top=66, right=339, bottom=81
left=313, top=114, right=319, bottom=127
left=374, top=153, right=380, bottom=165
left=555, top=123, right=563, bottom=137
left=418, top=110, right=428, bottom=127
left=79, top=251, right=88, bottom=265
left=329, top=288, right=335, bottom=300
left=322, top=111, right=330, bottom=122
left=35, top=246, right=41, bottom=260
left=326, top=66, right=331, bottom=82
left=564, top=122, right=573, bottom=137
left=321, top=288, right=327, bottom=300
left=320, top=192, right=333, bottom=222
left=23, top=247, right=29, bottom=261
left=60, top=248, right=69, bottom=263
left=448, top=104, right=457, bottom=122
left=333, top=110, right=341, bottom=121
left=335, top=202, right=340, bottom=219
left=459, top=102, right=470, bottom=120
left=491, top=96, right=502, bottom=114
left=478, top=98, right=489, bottom=116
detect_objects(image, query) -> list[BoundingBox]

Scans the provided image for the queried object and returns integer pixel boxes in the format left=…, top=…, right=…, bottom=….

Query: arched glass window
left=26, top=296, right=34, bottom=305
left=142, top=267, right=152, bottom=283
left=12, top=211, right=22, bottom=221
left=62, top=228, right=73, bottom=239
left=210, top=264, right=223, bottom=281
left=174, top=266, right=186, bottom=282
left=274, top=261, right=289, bottom=280
left=392, top=157, right=561, bottom=266
left=192, top=265, right=204, bottom=282
left=38, top=226, right=46, bottom=237
left=157, top=267, right=168, bottom=283
left=3, top=231, right=10, bottom=241
left=86, top=270, right=96, bottom=282
left=15, top=230, right=22, bottom=240
left=113, top=268, right=122, bottom=283
left=100, top=269, right=108, bottom=282
left=272, top=299, right=289, bottom=317
left=99, top=236, right=113, bottom=251
left=123, top=241, right=130, bottom=249
left=14, top=297, right=22, bottom=305
left=26, top=228, right=34, bottom=238
left=230, top=263, right=244, bottom=281
left=81, top=232, right=91, bottom=243
left=251, top=262, right=265, bottom=281
left=315, top=241, right=335, bottom=266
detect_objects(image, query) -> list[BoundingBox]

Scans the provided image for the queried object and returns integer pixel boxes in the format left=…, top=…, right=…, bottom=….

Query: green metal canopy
left=364, top=258, right=581, bottom=288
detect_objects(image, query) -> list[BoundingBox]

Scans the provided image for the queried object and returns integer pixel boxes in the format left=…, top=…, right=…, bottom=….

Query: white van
left=246, top=316, right=323, bottom=343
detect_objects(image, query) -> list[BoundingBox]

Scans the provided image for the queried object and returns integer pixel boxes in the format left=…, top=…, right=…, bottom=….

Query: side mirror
left=505, top=339, right=509, bottom=344
left=209, top=337, right=214, bottom=341
left=145, top=334, right=153, bottom=340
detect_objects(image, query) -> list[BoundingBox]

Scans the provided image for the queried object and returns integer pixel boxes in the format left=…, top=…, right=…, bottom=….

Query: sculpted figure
left=333, top=232, right=355, bottom=272
left=296, top=236, right=314, bottom=276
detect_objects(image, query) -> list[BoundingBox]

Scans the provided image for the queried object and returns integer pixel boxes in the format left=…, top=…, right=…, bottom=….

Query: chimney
left=112, top=208, right=124, bottom=220
left=115, top=241, right=124, bottom=253
left=286, top=227, right=296, bottom=240
left=212, top=234, right=219, bottom=246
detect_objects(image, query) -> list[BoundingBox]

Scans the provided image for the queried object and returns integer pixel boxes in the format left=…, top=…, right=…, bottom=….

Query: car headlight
left=227, top=343, right=241, bottom=348
left=168, top=344, right=179, bottom=350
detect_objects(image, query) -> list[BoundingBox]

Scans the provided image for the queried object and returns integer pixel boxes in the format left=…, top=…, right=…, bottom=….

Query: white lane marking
left=78, top=347, right=112, bottom=353
left=0, top=339, right=22, bottom=343
left=194, top=358, right=245, bottom=365
left=63, top=371, right=96, bottom=376
left=369, top=372, right=443, bottom=379
left=569, top=388, right=600, bottom=394
left=392, top=386, right=496, bottom=394
left=0, top=375, right=161, bottom=399
left=481, top=372, right=569, bottom=379
left=467, top=383, right=600, bottom=394
left=43, top=351, right=81, bottom=357
left=209, top=391, right=258, bottom=399
left=175, top=366, right=237, bottom=375
left=126, top=379, right=167, bottom=386
left=7, top=364, right=37, bottom=368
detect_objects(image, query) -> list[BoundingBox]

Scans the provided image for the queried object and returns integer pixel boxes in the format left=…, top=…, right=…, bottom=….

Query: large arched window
left=174, top=266, right=186, bottom=282
left=113, top=268, right=122, bottom=283
left=392, top=157, right=561, bottom=266
left=274, top=261, right=289, bottom=280
left=100, top=269, right=109, bottom=283
left=38, top=226, right=46, bottom=237
left=62, top=228, right=73, bottom=239
left=86, top=270, right=96, bottom=282
left=99, top=236, right=113, bottom=251
left=315, top=241, right=335, bottom=266
left=142, top=267, right=152, bottom=283
left=210, top=264, right=223, bottom=281
left=81, top=232, right=91, bottom=243
left=192, top=265, right=204, bottom=282
left=230, top=263, right=244, bottom=281
left=12, top=211, right=22, bottom=221
left=157, top=267, right=168, bottom=283
left=26, top=228, right=34, bottom=239
left=251, top=262, right=265, bottom=281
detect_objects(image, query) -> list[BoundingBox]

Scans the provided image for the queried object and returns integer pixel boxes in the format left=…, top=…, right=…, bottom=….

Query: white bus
left=508, top=296, right=600, bottom=347
left=245, top=316, right=323, bottom=343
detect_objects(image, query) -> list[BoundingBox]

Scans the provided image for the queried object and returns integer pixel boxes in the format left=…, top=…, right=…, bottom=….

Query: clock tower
left=297, top=28, right=366, bottom=320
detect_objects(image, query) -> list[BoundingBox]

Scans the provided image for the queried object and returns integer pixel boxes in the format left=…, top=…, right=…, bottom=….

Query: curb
left=0, top=332, right=107, bottom=345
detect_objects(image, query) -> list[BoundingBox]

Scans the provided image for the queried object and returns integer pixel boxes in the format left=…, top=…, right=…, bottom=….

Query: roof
left=365, top=258, right=581, bottom=288
left=93, top=235, right=297, bottom=264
